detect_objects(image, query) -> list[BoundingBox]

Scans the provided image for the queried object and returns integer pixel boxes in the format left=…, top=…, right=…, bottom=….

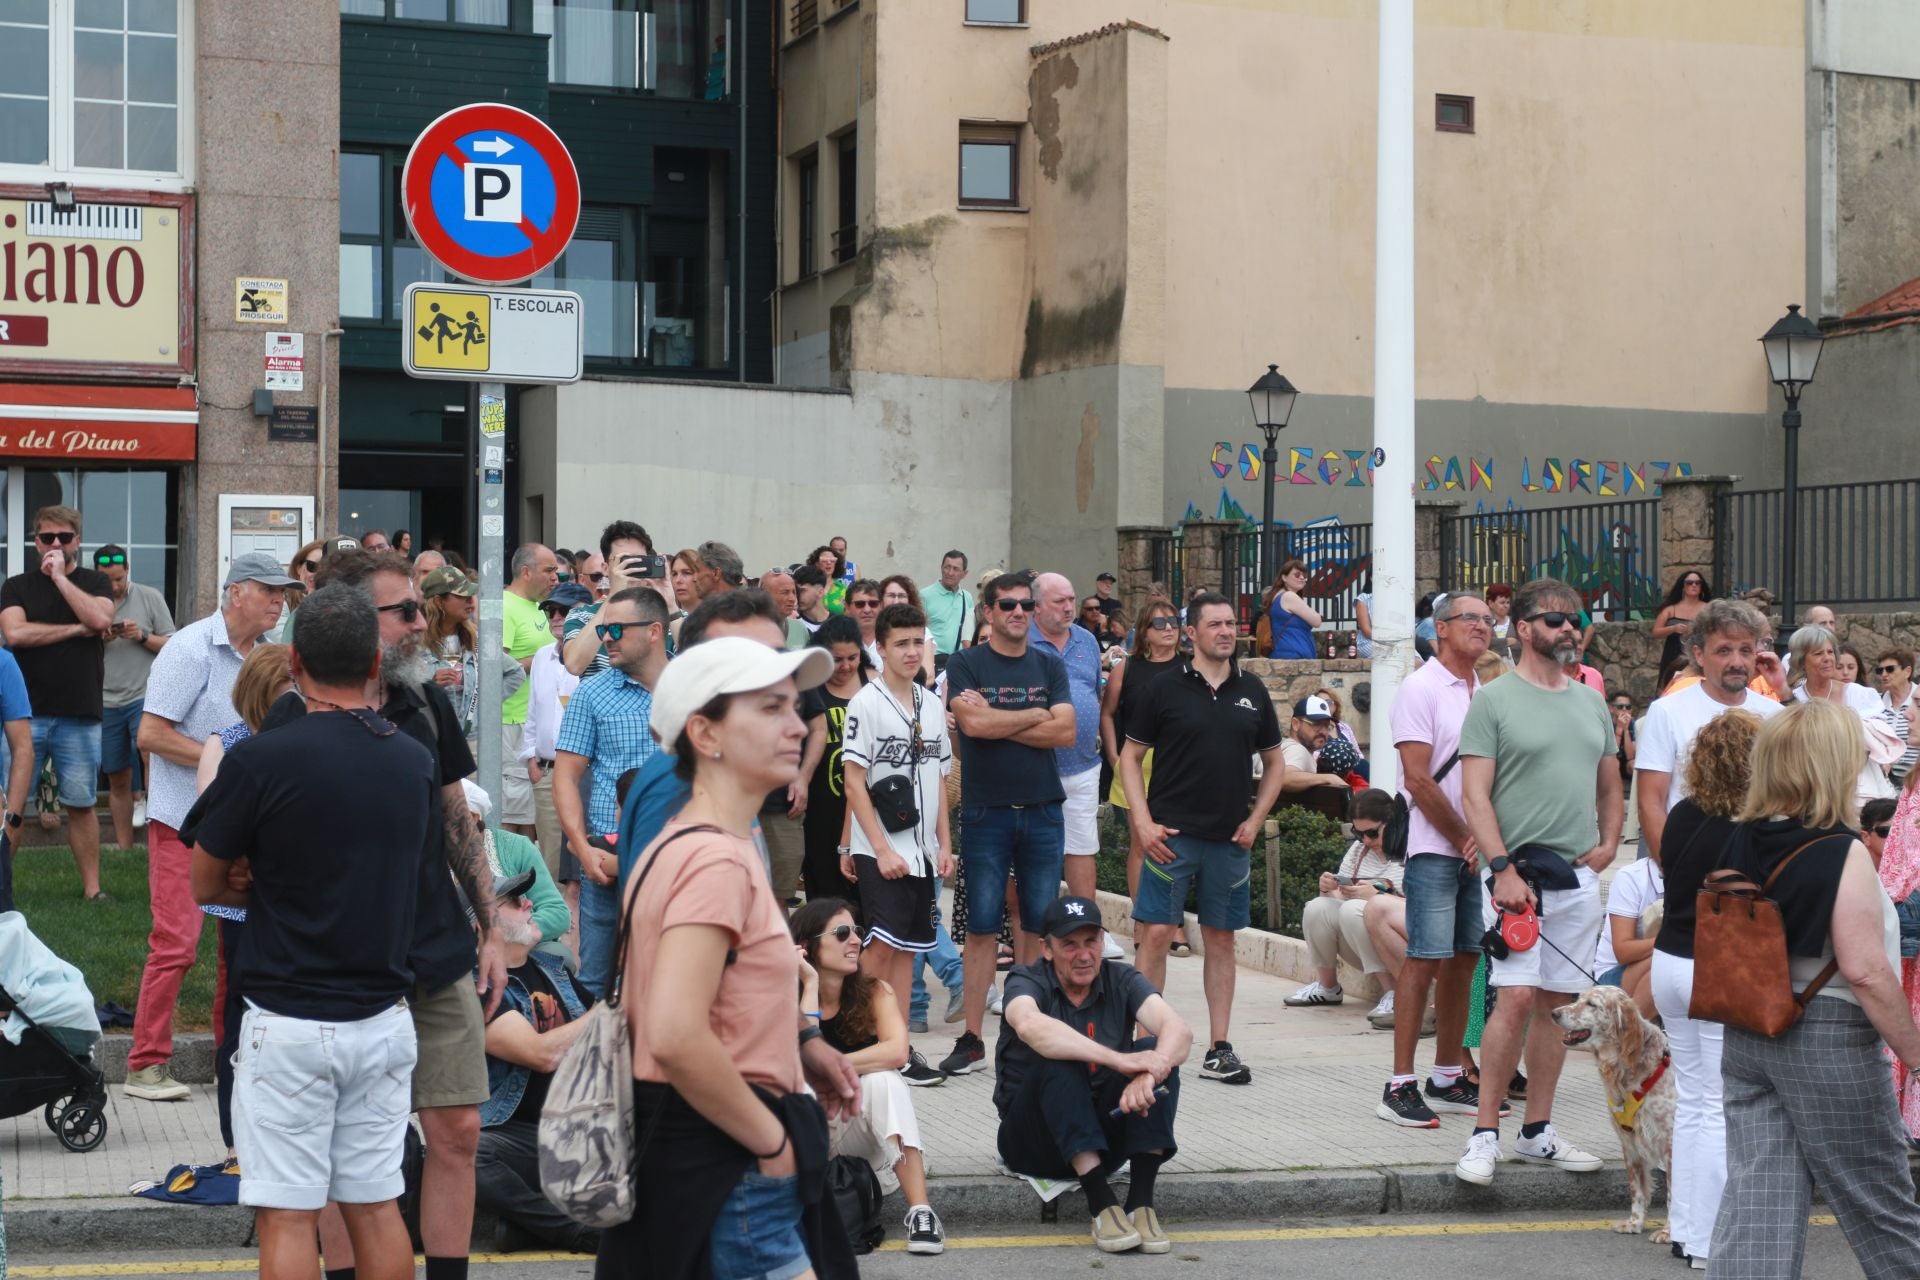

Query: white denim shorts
left=233, top=1000, right=418, bottom=1210
left=1482, top=866, right=1604, bottom=995
left=1061, top=766, right=1101, bottom=856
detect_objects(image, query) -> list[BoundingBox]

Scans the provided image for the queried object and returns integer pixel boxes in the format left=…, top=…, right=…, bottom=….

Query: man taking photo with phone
left=562, top=521, right=676, bottom=678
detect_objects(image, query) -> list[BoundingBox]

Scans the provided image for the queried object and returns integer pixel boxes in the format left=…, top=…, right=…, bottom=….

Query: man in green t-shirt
left=500, top=543, right=559, bottom=837
left=1453, top=576, right=1620, bottom=1190
left=921, top=549, right=974, bottom=671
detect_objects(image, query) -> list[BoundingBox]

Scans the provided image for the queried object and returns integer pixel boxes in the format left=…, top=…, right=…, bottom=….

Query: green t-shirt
left=1457, top=673, right=1614, bottom=858
left=502, top=590, right=549, bottom=724
left=922, top=581, right=974, bottom=656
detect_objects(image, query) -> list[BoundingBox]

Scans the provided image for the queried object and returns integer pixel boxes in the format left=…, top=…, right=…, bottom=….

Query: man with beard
left=1635, top=598, right=1784, bottom=857
left=554, top=586, right=671, bottom=997
left=1454, top=578, right=1619, bottom=1188
left=312, top=549, right=503, bottom=1280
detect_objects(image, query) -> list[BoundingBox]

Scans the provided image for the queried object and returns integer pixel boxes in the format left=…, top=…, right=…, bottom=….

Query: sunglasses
left=849, top=599, right=880, bottom=610
left=596, top=620, right=655, bottom=642
left=94, top=553, right=127, bottom=567
left=1147, top=616, right=1179, bottom=631
left=812, top=924, right=862, bottom=943
left=587, top=573, right=609, bottom=585
left=994, top=598, right=1036, bottom=613
left=1872, top=824, right=1893, bottom=838
left=35, top=531, right=76, bottom=546
left=300, top=558, right=321, bottom=574
left=1523, top=611, right=1579, bottom=630
left=375, top=599, right=424, bottom=623
left=1879, top=665, right=1903, bottom=675
left=1611, top=702, right=1632, bottom=710
left=541, top=604, right=570, bottom=618
left=1353, top=824, right=1384, bottom=841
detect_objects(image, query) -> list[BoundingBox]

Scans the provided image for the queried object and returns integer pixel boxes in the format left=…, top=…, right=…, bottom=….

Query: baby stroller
left=0, top=984, right=108, bottom=1151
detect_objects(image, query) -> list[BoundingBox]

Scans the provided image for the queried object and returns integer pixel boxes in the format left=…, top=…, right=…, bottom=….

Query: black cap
left=1096, top=571, right=1117, bottom=583
left=493, top=868, right=537, bottom=900
left=1039, top=895, right=1104, bottom=937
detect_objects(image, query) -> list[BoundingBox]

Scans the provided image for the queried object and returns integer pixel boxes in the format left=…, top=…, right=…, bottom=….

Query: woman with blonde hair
left=1646, top=707, right=1762, bottom=1270
left=276, top=540, right=326, bottom=640
left=1710, top=700, right=1920, bottom=1278
left=671, top=548, right=708, bottom=612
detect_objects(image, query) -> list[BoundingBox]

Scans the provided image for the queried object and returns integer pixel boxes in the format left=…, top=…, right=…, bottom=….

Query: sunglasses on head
left=1872, top=824, right=1894, bottom=838
left=95, top=553, right=126, bottom=567
left=1353, top=823, right=1384, bottom=841
left=1523, top=610, right=1579, bottom=630
left=35, top=531, right=75, bottom=546
left=375, top=599, right=424, bottom=623
left=994, top=598, right=1035, bottom=613
left=813, top=924, right=862, bottom=943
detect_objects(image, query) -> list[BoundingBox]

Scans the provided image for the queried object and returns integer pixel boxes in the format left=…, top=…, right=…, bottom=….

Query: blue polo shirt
left=1032, top=623, right=1103, bottom=778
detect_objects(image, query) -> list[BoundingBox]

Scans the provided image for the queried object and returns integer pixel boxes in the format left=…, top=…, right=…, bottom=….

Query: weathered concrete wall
left=1832, top=74, right=1920, bottom=316
left=1787, top=325, right=1920, bottom=487
left=519, top=372, right=1012, bottom=584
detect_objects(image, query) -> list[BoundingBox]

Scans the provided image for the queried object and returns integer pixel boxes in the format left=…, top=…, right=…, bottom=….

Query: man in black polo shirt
left=996, top=896, right=1192, bottom=1256
left=1119, top=590, right=1285, bottom=1087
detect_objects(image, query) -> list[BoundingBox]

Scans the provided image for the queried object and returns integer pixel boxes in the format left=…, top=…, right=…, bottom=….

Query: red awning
left=0, top=383, right=196, bottom=462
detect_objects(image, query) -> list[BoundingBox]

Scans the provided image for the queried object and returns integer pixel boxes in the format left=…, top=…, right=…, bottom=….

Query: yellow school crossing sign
left=401, top=281, right=583, bottom=384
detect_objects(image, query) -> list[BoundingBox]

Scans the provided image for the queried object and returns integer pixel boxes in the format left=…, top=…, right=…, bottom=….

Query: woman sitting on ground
left=1287, top=789, right=1405, bottom=1025
left=791, top=898, right=945, bottom=1255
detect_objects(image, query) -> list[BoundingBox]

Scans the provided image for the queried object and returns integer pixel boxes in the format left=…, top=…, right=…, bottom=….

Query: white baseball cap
left=650, top=636, right=833, bottom=754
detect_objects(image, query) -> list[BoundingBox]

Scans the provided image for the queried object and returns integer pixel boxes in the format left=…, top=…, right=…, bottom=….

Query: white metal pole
left=1368, top=0, right=1416, bottom=794
left=475, top=381, right=508, bottom=830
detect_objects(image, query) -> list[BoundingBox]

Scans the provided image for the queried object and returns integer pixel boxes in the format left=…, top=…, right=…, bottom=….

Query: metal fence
left=1147, top=527, right=1184, bottom=608
left=1223, top=525, right=1374, bottom=630
left=1439, top=498, right=1661, bottom=618
left=1717, top=479, right=1920, bottom=609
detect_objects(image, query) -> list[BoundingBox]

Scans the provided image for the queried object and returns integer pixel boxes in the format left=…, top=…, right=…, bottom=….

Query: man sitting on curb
left=475, top=869, right=598, bottom=1255
left=995, top=896, right=1192, bottom=1256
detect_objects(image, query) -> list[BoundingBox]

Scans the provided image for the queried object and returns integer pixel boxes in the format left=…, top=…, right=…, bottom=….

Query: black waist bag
left=867, top=773, right=920, bottom=833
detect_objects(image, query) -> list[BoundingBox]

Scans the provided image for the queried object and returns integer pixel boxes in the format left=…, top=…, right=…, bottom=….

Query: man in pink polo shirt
left=1376, top=592, right=1495, bottom=1129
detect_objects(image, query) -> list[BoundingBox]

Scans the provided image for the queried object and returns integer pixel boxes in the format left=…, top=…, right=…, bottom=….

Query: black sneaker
left=939, top=1032, right=986, bottom=1075
left=1376, top=1080, right=1439, bottom=1128
left=905, top=1205, right=945, bottom=1255
left=1507, top=1070, right=1529, bottom=1101
left=901, top=1048, right=946, bottom=1087
left=1424, top=1077, right=1512, bottom=1118
left=1201, top=1041, right=1251, bottom=1085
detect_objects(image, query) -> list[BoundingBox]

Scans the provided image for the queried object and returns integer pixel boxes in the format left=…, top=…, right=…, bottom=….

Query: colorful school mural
left=1206, top=443, right=1693, bottom=495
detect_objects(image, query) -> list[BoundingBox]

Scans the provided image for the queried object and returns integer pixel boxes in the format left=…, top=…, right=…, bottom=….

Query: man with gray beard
left=311, top=549, right=503, bottom=1280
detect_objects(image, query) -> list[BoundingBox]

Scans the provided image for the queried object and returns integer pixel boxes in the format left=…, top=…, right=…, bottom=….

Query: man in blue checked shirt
left=553, top=586, right=671, bottom=996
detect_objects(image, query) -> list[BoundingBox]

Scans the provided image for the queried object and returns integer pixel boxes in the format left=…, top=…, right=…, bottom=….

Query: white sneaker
left=1454, top=1130, right=1503, bottom=1185
left=986, top=985, right=1004, bottom=1016
left=1513, top=1124, right=1604, bottom=1172
left=1102, top=933, right=1125, bottom=960
left=131, top=798, right=147, bottom=829
left=1284, top=980, right=1344, bottom=1007
left=1367, top=991, right=1396, bottom=1024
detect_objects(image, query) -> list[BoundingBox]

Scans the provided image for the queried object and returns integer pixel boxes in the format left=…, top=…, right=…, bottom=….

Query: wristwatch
left=4, top=810, right=18, bottom=829
left=1487, top=854, right=1512, bottom=875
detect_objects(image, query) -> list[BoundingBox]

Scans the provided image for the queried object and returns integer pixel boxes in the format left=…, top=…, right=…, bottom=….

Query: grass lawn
left=14, top=844, right=219, bottom=1031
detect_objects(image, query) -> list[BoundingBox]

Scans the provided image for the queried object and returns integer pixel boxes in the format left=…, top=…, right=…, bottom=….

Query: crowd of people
left=7, top=502, right=1920, bottom=1279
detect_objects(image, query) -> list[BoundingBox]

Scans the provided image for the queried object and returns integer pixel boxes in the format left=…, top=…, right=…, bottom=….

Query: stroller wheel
left=56, top=1100, right=106, bottom=1153
left=44, top=1095, right=71, bottom=1134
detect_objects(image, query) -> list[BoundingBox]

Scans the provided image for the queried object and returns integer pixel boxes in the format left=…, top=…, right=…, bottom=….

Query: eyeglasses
left=1522, top=611, right=1578, bottom=630
left=375, top=599, right=423, bottom=623
left=1353, top=824, right=1384, bottom=841
left=1441, top=612, right=1496, bottom=628
left=34, top=531, right=75, bottom=546
left=1147, top=616, right=1179, bottom=631
left=300, top=558, right=321, bottom=574
left=94, top=553, right=126, bottom=567
left=1611, top=701, right=1632, bottom=710
left=596, top=620, right=655, bottom=642
left=812, top=924, right=862, bottom=943
left=1871, top=824, right=1894, bottom=838
left=994, top=598, right=1036, bottom=613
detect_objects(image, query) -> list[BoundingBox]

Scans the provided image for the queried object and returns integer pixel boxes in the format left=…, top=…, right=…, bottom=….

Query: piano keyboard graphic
left=23, top=202, right=145, bottom=241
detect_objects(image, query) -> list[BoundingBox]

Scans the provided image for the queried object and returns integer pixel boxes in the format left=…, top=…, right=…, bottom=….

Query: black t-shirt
left=944, top=643, right=1071, bottom=807
left=1653, top=800, right=1733, bottom=959
left=764, top=686, right=827, bottom=813
left=490, top=958, right=593, bottom=1125
left=819, top=1003, right=879, bottom=1055
left=1115, top=655, right=1179, bottom=741
left=380, top=680, right=481, bottom=992
left=993, top=957, right=1157, bottom=1115
left=188, top=710, right=441, bottom=1021
left=1126, top=659, right=1283, bottom=841
left=0, top=567, right=113, bottom=718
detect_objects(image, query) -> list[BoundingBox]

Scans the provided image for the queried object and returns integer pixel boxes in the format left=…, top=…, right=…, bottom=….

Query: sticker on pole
left=403, top=103, right=581, bottom=285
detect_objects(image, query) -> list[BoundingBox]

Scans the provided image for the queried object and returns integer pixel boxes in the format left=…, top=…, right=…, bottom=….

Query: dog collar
left=1609, top=1053, right=1671, bottom=1132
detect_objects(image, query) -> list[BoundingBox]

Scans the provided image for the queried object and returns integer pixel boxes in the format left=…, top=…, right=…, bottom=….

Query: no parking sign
left=402, top=102, right=581, bottom=285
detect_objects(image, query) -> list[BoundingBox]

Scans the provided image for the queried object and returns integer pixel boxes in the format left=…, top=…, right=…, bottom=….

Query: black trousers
left=996, top=1036, right=1179, bottom=1179
left=476, top=1118, right=599, bottom=1251
left=215, top=919, right=244, bottom=1149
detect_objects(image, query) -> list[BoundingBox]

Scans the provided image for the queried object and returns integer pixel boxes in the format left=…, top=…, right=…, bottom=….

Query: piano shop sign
left=0, top=187, right=193, bottom=380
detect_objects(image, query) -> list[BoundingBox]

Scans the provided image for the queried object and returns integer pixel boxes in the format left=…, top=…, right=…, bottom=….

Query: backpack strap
left=604, top=823, right=727, bottom=1010
left=1431, top=751, right=1462, bottom=785
left=1757, top=833, right=1851, bottom=1009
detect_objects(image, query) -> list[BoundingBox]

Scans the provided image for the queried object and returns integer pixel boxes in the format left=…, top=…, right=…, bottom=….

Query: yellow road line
left=13, top=1216, right=1845, bottom=1274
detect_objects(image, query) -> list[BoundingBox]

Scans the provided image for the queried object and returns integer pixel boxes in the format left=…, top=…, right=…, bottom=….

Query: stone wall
left=1242, top=658, right=1371, bottom=753
left=1586, top=611, right=1920, bottom=710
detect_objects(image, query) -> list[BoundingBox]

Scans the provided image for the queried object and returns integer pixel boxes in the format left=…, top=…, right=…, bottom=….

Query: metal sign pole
left=474, top=380, right=508, bottom=831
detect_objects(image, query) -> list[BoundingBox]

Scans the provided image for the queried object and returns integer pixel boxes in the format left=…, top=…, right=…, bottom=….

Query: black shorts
left=854, top=858, right=936, bottom=953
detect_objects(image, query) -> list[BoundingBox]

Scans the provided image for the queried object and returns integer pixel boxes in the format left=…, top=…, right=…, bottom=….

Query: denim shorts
left=959, top=803, right=1065, bottom=936
left=1133, top=834, right=1250, bottom=932
left=101, top=701, right=143, bottom=785
left=1404, top=852, right=1483, bottom=960
left=708, top=1171, right=810, bottom=1280
left=26, top=717, right=103, bottom=810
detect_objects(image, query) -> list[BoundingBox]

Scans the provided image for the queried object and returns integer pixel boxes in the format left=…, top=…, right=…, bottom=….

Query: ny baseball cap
left=1039, top=895, right=1104, bottom=938
left=224, top=552, right=299, bottom=588
left=1293, top=695, right=1334, bottom=722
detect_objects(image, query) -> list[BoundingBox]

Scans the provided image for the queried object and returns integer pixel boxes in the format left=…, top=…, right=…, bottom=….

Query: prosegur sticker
left=236, top=277, right=289, bottom=325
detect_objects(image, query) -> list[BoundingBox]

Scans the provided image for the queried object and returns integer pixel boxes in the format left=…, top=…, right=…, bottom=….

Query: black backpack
left=827, top=1155, right=886, bottom=1254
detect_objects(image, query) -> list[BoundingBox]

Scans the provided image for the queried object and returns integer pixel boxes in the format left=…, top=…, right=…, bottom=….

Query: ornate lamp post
left=1246, top=364, right=1299, bottom=586
left=1759, top=304, right=1826, bottom=629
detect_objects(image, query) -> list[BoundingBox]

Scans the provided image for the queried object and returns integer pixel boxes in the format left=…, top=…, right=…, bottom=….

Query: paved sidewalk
left=5, top=954, right=1624, bottom=1202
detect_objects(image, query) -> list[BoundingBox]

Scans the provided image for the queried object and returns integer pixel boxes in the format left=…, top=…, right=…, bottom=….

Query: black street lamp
left=1247, top=363, right=1299, bottom=587
left=1759, top=304, right=1826, bottom=629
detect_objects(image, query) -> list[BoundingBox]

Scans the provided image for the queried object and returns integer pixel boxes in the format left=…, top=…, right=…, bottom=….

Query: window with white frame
left=0, top=0, right=189, bottom=182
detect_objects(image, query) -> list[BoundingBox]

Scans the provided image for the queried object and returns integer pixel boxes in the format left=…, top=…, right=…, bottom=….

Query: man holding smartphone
left=562, top=521, right=675, bottom=679
left=96, top=544, right=174, bottom=848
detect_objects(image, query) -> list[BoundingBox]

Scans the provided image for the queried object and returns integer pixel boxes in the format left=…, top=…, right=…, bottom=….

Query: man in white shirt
left=1636, top=598, right=1785, bottom=856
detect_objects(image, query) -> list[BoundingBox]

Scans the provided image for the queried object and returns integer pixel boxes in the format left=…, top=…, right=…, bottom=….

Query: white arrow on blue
left=471, top=136, right=514, bottom=157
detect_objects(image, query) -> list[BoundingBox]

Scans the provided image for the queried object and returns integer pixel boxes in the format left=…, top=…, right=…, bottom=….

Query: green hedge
left=1095, top=805, right=1349, bottom=936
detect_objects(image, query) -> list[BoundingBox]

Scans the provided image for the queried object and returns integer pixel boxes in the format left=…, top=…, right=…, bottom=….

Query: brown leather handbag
left=1690, top=835, right=1842, bottom=1036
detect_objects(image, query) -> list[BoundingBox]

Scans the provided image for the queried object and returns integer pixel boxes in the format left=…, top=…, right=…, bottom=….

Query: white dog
left=1552, top=984, right=1676, bottom=1240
